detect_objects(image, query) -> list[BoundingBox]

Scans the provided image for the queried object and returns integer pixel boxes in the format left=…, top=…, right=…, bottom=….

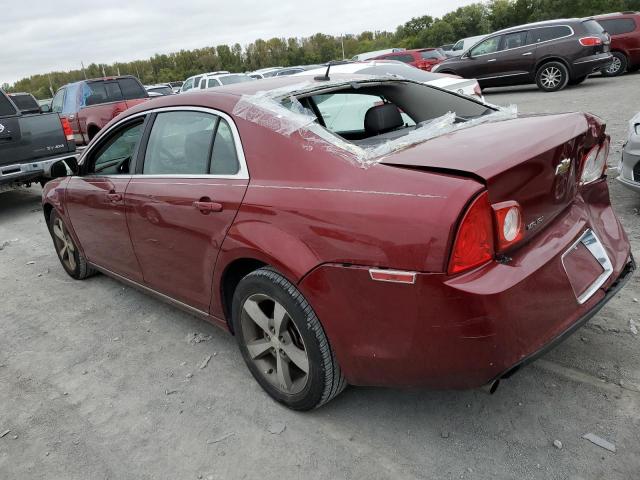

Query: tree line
left=5, top=0, right=639, bottom=99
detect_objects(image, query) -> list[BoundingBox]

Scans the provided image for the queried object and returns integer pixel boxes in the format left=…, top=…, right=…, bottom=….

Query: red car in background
left=48, top=76, right=149, bottom=145
left=596, top=11, right=640, bottom=76
left=42, top=75, right=634, bottom=410
left=371, top=48, right=447, bottom=71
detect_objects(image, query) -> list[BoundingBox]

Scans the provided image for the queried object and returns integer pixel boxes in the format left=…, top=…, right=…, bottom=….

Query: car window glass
left=207, top=78, right=220, bottom=88
left=452, top=40, right=464, bottom=51
left=92, top=121, right=144, bottom=175
left=598, top=18, right=636, bottom=35
left=219, top=74, right=255, bottom=85
left=0, top=92, right=17, bottom=116
left=182, top=78, right=194, bottom=91
left=10, top=94, right=39, bottom=112
left=211, top=119, right=240, bottom=175
left=62, top=84, right=78, bottom=113
left=312, top=93, right=415, bottom=133
left=143, top=111, right=217, bottom=175
left=502, top=32, right=528, bottom=50
left=82, top=81, right=123, bottom=106
left=420, top=50, right=445, bottom=60
left=470, top=36, right=500, bottom=56
left=51, top=89, right=65, bottom=113
left=582, top=20, right=604, bottom=35
left=394, top=54, right=415, bottom=63
left=530, top=26, right=572, bottom=43
left=118, top=78, right=147, bottom=100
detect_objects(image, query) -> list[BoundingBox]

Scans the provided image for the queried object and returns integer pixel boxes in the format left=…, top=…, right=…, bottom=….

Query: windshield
left=420, top=50, right=445, bottom=60
left=219, top=74, right=256, bottom=85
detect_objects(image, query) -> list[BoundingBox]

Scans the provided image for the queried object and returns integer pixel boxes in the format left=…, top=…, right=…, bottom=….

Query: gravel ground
left=1, top=73, right=639, bottom=480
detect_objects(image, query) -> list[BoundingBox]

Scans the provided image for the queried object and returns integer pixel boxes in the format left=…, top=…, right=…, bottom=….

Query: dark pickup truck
left=0, top=88, right=77, bottom=191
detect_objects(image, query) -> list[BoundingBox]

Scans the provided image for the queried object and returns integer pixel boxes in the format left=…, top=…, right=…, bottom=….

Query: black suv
left=432, top=18, right=612, bottom=92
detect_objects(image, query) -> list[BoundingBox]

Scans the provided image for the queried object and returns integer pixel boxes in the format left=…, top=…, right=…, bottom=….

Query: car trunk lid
left=380, top=112, right=599, bottom=242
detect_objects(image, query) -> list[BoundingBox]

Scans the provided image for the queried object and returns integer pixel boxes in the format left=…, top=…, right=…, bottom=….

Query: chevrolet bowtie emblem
left=555, top=158, right=571, bottom=175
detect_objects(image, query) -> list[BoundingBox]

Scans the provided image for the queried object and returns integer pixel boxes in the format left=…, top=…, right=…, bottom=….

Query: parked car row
left=432, top=12, right=639, bottom=91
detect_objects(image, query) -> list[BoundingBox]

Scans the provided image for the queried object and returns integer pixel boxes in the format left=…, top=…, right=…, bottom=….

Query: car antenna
left=315, top=62, right=334, bottom=81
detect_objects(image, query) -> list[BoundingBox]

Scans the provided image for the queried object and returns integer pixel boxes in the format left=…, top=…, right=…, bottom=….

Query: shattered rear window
left=233, top=78, right=516, bottom=168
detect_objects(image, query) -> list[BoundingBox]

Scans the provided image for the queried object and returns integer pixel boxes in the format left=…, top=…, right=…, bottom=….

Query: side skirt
left=89, top=263, right=230, bottom=332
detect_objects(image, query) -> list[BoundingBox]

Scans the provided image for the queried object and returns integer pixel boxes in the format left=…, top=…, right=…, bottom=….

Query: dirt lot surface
left=1, top=73, right=639, bottom=480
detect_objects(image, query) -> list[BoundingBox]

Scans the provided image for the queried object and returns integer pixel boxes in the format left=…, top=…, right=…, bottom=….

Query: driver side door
left=65, top=117, right=147, bottom=282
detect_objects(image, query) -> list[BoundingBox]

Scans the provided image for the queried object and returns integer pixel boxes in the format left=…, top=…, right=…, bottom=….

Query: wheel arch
left=219, top=257, right=268, bottom=332
left=535, top=57, right=571, bottom=76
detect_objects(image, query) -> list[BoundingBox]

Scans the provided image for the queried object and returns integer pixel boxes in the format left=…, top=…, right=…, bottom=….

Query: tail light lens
left=580, top=138, right=609, bottom=185
left=579, top=37, right=602, bottom=46
left=448, top=191, right=494, bottom=274
left=473, top=83, right=482, bottom=98
left=60, top=117, right=74, bottom=142
left=492, top=202, right=524, bottom=251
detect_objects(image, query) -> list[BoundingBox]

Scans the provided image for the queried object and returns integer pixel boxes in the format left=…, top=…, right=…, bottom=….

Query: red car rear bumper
left=298, top=181, right=634, bottom=388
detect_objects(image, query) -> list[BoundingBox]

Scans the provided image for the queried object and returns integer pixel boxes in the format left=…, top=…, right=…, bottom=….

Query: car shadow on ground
left=0, top=188, right=43, bottom=221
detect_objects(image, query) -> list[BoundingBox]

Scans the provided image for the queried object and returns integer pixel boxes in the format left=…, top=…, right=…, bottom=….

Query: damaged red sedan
left=42, top=74, right=635, bottom=410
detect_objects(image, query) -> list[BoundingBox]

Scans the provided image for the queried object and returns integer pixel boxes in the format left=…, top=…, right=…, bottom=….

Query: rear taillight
left=473, top=83, right=482, bottom=97
left=60, top=117, right=74, bottom=142
left=580, top=138, right=609, bottom=185
left=579, top=36, right=602, bottom=46
left=448, top=191, right=494, bottom=275
left=492, top=202, right=524, bottom=251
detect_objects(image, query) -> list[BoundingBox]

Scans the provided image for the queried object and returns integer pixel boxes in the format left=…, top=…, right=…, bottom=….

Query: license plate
left=561, top=230, right=613, bottom=304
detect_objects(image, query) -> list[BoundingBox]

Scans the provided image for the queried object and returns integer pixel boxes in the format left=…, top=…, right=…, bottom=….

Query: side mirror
left=40, top=104, right=51, bottom=113
left=49, top=156, right=79, bottom=178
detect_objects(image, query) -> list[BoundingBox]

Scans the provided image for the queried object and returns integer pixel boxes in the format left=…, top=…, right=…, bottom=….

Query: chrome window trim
left=78, top=105, right=249, bottom=180
left=561, top=229, right=613, bottom=305
left=466, top=25, right=575, bottom=58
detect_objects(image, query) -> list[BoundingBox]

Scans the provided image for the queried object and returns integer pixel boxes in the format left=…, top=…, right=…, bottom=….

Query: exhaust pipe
left=480, top=379, right=500, bottom=395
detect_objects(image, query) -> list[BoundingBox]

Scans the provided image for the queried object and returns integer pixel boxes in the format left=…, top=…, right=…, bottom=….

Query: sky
left=1, top=0, right=474, bottom=86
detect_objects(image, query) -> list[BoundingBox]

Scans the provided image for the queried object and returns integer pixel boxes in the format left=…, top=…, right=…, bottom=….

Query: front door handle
left=193, top=199, right=223, bottom=214
left=522, top=52, right=533, bottom=56
left=487, top=58, right=497, bottom=62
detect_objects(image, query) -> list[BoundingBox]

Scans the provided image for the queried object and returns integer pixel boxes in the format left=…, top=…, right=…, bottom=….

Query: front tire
left=48, top=210, right=96, bottom=280
left=232, top=267, right=346, bottom=410
left=601, top=52, right=627, bottom=77
left=536, top=62, right=569, bottom=92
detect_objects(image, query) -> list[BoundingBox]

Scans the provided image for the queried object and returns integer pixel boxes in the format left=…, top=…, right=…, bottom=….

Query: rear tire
left=536, top=62, right=569, bottom=92
left=601, top=52, right=627, bottom=77
left=232, top=267, right=346, bottom=410
left=48, top=210, right=96, bottom=280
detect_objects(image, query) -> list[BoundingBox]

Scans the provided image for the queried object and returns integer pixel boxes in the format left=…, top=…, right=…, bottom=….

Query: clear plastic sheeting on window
left=232, top=78, right=517, bottom=168
left=232, top=82, right=319, bottom=136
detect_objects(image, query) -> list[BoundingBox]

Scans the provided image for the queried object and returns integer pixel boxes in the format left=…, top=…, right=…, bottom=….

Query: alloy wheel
left=606, top=56, right=622, bottom=75
left=540, top=67, right=562, bottom=89
left=240, top=293, right=309, bottom=395
left=52, top=218, right=77, bottom=271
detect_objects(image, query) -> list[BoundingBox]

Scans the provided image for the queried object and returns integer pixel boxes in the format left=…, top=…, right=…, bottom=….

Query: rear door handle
left=106, top=192, right=122, bottom=202
left=193, top=200, right=223, bottom=213
left=522, top=52, right=533, bottom=56
left=487, top=58, right=497, bottom=62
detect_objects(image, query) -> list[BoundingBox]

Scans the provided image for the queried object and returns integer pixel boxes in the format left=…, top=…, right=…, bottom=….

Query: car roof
left=593, top=11, right=640, bottom=19
left=493, top=18, right=584, bottom=35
